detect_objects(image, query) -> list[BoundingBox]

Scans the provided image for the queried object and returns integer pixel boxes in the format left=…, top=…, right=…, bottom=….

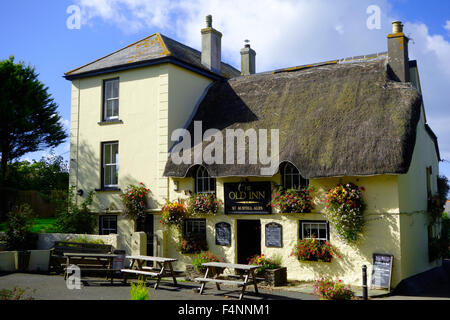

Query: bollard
left=362, top=265, right=368, bottom=300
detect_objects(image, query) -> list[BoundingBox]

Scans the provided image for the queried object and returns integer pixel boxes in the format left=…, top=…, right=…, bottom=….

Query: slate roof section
left=163, top=55, right=429, bottom=178
left=64, top=33, right=240, bottom=80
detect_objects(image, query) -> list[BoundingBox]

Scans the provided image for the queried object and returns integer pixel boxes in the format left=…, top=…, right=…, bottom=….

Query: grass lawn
left=0, top=218, right=58, bottom=233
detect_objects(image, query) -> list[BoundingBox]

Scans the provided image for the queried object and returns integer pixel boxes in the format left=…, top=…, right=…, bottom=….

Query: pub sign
left=224, top=182, right=272, bottom=215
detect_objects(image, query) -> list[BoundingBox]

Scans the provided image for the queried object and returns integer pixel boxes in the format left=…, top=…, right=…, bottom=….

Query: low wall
left=0, top=251, right=16, bottom=272
left=37, top=233, right=120, bottom=250
left=0, top=250, right=51, bottom=272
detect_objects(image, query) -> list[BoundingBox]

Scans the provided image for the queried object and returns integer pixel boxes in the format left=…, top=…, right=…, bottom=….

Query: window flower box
left=187, top=193, right=222, bottom=217
left=291, top=239, right=340, bottom=263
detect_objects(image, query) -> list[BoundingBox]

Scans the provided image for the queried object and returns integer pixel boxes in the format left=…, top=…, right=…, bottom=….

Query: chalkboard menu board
left=224, top=182, right=272, bottom=215
left=215, top=222, right=231, bottom=246
left=265, top=223, right=283, bottom=248
left=371, top=253, right=394, bottom=290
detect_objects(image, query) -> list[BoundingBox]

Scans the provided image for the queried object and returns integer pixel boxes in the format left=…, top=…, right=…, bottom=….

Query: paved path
left=0, top=273, right=317, bottom=300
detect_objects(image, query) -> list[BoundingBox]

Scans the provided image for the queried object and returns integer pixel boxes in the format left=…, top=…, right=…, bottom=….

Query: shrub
left=160, top=201, right=188, bottom=228
left=0, top=287, right=34, bottom=300
left=187, top=193, right=222, bottom=216
left=4, top=204, right=37, bottom=251
left=71, top=235, right=105, bottom=245
left=120, top=183, right=150, bottom=220
left=324, top=183, right=365, bottom=243
left=248, top=254, right=282, bottom=274
left=192, top=251, right=224, bottom=273
left=54, top=186, right=96, bottom=234
left=130, top=278, right=150, bottom=300
left=313, top=278, right=354, bottom=300
left=271, top=186, right=314, bottom=213
left=291, top=238, right=340, bottom=262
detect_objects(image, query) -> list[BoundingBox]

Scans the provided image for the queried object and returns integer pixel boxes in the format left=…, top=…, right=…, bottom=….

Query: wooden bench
left=195, top=262, right=261, bottom=300
left=50, top=241, right=113, bottom=273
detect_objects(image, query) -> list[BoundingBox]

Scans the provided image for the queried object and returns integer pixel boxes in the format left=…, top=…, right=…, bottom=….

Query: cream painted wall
left=166, top=174, right=406, bottom=287
left=397, top=108, right=441, bottom=279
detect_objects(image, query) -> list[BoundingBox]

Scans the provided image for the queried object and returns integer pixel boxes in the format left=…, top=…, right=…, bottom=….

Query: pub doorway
left=237, top=219, right=261, bottom=264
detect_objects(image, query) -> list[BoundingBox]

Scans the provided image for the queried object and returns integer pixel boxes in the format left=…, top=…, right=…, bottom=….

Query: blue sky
left=0, top=0, right=449, bottom=182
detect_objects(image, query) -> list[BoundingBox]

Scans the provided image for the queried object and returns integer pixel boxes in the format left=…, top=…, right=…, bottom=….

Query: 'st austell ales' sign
left=224, top=182, right=271, bottom=214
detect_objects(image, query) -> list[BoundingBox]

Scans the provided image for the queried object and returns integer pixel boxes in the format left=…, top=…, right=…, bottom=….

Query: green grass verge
left=0, top=218, right=58, bottom=233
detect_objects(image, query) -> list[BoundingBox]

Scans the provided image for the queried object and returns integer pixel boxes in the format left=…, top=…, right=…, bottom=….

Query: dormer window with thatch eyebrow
left=195, top=166, right=216, bottom=194
left=282, top=162, right=308, bottom=190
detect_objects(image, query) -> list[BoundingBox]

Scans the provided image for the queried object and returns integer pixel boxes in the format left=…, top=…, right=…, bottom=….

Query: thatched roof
left=164, top=55, right=425, bottom=179
left=64, top=33, right=240, bottom=80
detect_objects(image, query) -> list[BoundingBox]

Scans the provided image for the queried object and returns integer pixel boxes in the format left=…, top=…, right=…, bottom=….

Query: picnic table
left=121, top=255, right=178, bottom=289
left=195, top=262, right=261, bottom=300
left=63, top=252, right=121, bottom=283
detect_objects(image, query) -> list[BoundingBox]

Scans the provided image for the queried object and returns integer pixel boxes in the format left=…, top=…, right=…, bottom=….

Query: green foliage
left=71, top=235, right=105, bottom=245
left=192, top=251, right=224, bottom=273
left=429, top=176, right=450, bottom=224
left=4, top=204, right=37, bottom=251
left=0, top=287, right=34, bottom=300
left=54, top=186, right=96, bottom=234
left=130, top=278, right=150, bottom=300
left=442, top=212, right=450, bottom=259
left=0, top=218, right=57, bottom=233
left=0, top=56, right=67, bottom=184
left=313, top=278, right=354, bottom=300
left=7, top=154, right=69, bottom=199
left=324, top=183, right=366, bottom=243
left=177, top=233, right=208, bottom=254
left=271, top=186, right=315, bottom=213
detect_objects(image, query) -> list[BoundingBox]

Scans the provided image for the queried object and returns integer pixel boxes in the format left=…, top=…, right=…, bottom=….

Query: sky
left=0, top=0, right=449, bottom=182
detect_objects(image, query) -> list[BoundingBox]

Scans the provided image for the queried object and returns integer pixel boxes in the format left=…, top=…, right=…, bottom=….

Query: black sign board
left=371, top=253, right=394, bottom=290
left=224, top=182, right=272, bottom=215
left=265, top=223, right=283, bottom=248
left=215, top=222, right=231, bottom=246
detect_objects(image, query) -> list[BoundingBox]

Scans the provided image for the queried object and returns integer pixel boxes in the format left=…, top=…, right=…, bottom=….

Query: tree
left=0, top=56, right=67, bottom=185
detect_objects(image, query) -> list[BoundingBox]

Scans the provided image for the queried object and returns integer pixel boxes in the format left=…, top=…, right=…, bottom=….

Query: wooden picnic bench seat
left=50, top=241, right=113, bottom=273
left=121, top=269, right=160, bottom=277
left=194, top=278, right=246, bottom=286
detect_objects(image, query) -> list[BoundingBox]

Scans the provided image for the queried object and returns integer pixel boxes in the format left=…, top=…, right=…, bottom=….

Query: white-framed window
left=195, top=166, right=216, bottom=194
left=300, top=221, right=329, bottom=241
left=282, top=162, right=308, bottom=190
left=103, top=78, right=119, bottom=121
left=102, top=141, right=119, bottom=188
left=99, top=215, right=118, bottom=235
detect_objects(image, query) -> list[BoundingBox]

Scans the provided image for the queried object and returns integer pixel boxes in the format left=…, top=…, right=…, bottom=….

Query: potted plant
left=248, top=254, right=287, bottom=286
left=120, top=183, right=151, bottom=220
left=291, top=238, right=340, bottom=262
left=313, top=278, right=354, bottom=300
left=4, top=204, right=37, bottom=272
left=186, top=251, right=225, bottom=281
left=271, top=186, right=314, bottom=214
left=187, top=193, right=222, bottom=216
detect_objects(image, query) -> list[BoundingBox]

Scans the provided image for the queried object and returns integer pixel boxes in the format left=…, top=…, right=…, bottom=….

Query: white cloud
left=445, top=20, right=450, bottom=33
left=72, top=0, right=450, bottom=171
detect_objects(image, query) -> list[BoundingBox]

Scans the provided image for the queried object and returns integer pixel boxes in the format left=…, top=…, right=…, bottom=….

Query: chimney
left=201, top=15, right=222, bottom=74
left=240, top=40, right=256, bottom=76
left=387, top=21, right=410, bottom=82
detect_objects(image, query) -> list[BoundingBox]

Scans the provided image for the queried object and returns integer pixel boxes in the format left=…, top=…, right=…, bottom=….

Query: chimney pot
left=206, top=15, right=212, bottom=28
left=392, top=21, right=403, bottom=33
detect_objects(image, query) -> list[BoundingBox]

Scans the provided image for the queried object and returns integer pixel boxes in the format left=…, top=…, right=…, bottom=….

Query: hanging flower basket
left=120, top=183, right=150, bottom=220
left=324, top=183, right=365, bottom=243
left=160, top=201, right=188, bottom=228
left=187, top=193, right=223, bottom=216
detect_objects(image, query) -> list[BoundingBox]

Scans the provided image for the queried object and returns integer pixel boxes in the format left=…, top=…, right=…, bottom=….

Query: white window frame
left=103, top=78, right=119, bottom=121
left=195, top=166, right=216, bottom=194
left=99, top=215, right=118, bottom=235
left=300, top=221, right=329, bottom=241
left=102, top=142, right=119, bottom=188
left=184, top=219, right=206, bottom=235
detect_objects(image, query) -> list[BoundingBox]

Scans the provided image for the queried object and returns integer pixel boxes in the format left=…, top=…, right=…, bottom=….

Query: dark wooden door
left=237, top=220, right=261, bottom=264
